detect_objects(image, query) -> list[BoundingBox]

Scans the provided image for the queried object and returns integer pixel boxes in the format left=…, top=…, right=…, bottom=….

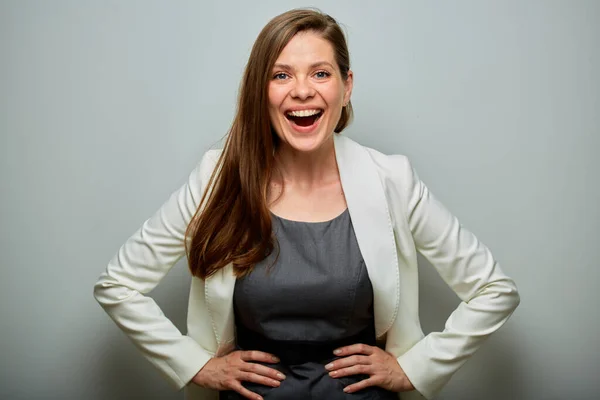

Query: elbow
left=496, top=277, right=520, bottom=314
left=509, top=282, right=521, bottom=312
left=92, top=272, right=139, bottom=307
left=92, top=272, right=120, bottom=308
left=92, top=276, right=109, bottom=307
left=473, top=276, right=521, bottom=315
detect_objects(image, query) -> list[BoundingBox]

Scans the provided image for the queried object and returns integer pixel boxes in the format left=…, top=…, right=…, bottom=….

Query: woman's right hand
left=191, top=350, right=285, bottom=400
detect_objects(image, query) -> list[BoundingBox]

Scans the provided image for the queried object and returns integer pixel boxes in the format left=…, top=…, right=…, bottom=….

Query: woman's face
left=268, top=31, right=353, bottom=153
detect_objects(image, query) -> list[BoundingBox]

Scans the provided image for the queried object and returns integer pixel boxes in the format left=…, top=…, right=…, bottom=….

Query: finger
left=325, top=355, right=370, bottom=371
left=230, top=382, right=264, bottom=400
left=240, top=350, right=280, bottom=364
left=342, top=376, right=379, bottom=394
left=329, top=364, right=373, bottom=378
left=242, top=362, right=286, bottom=381
left=333, top=343, right=375, bottom=357
left=238, top=371, right=281, bottom=388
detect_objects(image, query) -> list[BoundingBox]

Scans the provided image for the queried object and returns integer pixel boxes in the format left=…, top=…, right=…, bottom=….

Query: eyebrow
left=272, top=61, right=335, bottom=71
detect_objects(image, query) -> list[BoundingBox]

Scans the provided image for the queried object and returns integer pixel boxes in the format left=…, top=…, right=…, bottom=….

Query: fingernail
left=333, top=349, right=342, bottom=355
left=272, top=356, right=280, bottom=362
left=329, top=371, right=337, bottom=377
left=325, top=363, right=333, bottom=370
left=343, top=387, right=349, bottom=393
left=277, top=372, right=285, bottom=379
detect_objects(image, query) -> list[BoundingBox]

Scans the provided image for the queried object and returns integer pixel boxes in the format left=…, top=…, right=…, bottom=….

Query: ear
left=343, top=70, right=354, bottom=105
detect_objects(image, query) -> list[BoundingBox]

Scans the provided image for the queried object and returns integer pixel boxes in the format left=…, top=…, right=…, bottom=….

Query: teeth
left=286, top=109, right=322, bottom=117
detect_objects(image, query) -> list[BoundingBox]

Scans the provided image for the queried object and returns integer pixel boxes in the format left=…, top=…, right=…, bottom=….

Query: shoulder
left=364, top=145, right=411, bottom=174
left=345, top=139, right=430, bottom=226
left=343, top=136, right=417, bottom=184
left=185, top=148, right=223, bottom=202
left=341, top=137, right=426, bottom=210
left=201, top=148, right=223, bottom=167
left=194, top=148, right=223, bottom=178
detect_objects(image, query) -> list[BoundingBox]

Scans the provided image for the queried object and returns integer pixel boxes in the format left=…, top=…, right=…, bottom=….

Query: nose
left=290, top=76, right=315, bottom=100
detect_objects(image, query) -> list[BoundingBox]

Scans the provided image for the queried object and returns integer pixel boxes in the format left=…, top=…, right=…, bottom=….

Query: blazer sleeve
left=93, top=150, right=219, bottom=390
left=395, top=156, right=520, bottom=399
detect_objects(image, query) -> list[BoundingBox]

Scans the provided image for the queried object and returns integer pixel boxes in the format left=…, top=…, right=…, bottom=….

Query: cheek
left=322, top=84, right=346, bottom=107
left=268, top=85, right=285, bottom=110
left=267, top=88, right=284, bottom=133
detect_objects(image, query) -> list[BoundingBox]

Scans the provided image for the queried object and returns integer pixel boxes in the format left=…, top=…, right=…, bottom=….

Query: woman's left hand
left=325, top=343, right=415, bottom=393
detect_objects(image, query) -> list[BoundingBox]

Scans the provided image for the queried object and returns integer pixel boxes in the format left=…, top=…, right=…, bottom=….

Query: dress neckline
left=270, top=208, right=349, bottom=225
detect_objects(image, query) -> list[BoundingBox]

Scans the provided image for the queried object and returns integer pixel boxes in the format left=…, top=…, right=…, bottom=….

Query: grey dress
left=220, top=209, right=397, bottom=400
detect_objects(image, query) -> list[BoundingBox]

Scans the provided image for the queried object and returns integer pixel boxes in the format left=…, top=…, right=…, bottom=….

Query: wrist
left=190, top=360, right=212, bottom=388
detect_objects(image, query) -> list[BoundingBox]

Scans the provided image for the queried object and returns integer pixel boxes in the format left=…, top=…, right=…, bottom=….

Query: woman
left=94, top=8, right=520, bottom=400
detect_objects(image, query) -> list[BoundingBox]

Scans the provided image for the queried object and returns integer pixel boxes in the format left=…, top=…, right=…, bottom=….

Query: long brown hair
left=185, top=9, right=354, bottom=279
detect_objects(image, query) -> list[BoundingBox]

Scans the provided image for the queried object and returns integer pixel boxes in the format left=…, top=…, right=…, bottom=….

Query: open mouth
left=285, top=109, right=324, bottom=128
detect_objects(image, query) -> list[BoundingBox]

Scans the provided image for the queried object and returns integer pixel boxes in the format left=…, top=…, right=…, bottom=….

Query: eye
left=314, top=70, right=331, bottom=79
left=273, top=72, right=289, bottom=80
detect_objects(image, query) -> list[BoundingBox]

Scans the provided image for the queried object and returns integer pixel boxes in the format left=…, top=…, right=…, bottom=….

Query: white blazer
left=94, top=134, right=520, bottom=400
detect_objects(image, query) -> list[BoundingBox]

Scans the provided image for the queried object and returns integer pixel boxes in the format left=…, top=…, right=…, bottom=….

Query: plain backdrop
left=1, top=1, right=599, bottom=399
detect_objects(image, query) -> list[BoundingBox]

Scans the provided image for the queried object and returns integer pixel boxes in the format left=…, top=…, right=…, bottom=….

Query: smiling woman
left=268, top=34, right=352, bottom=152
left=93, top=8, right=520, bottom=400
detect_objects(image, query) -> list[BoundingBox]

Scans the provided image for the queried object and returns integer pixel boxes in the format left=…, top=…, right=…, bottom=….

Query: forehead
left=274, top=31, right=336, bottom=67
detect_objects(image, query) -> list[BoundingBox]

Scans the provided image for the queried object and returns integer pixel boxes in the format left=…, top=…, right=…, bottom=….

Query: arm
left=396, top=156, right=520, bottom=399
left=93, top=150, right=219, bottom=390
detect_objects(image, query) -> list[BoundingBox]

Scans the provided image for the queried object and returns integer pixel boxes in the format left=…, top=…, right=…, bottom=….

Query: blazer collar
left=205, top=134, right=400, bottom=346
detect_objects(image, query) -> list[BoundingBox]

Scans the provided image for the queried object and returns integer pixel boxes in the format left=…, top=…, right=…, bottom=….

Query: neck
left=273, top=135, right=339, bottom=188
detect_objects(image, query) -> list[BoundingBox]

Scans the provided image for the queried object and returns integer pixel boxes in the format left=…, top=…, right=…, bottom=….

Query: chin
left=283, top=135, right=330, bottom=153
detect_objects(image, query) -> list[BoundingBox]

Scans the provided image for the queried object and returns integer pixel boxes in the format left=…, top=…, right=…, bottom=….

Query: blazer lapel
left=334, top=134, right=400, bottom=338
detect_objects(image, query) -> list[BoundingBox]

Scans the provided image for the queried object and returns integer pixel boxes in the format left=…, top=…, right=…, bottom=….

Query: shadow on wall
left=417, top=254, right=527, bottom=400
left=93, top=261, right=191, bottom=400
left=93, top=336, right=179, bottom=400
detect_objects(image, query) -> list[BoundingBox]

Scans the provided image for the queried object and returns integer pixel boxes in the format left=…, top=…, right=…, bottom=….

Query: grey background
left=1, top=1, right=598, bottom=399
